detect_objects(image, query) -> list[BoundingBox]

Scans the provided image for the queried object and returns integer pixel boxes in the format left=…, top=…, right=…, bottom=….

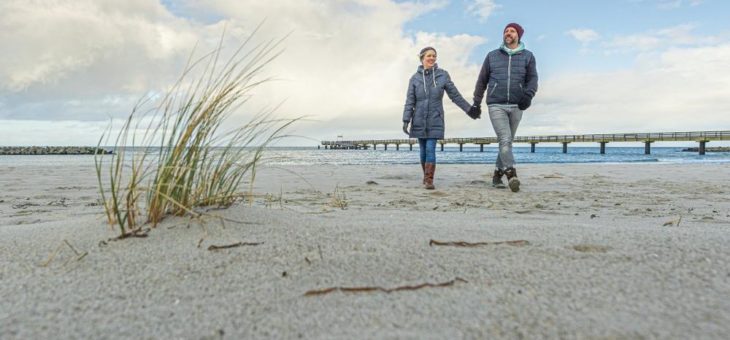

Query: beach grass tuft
left=95, top=29, right=295, bottom=237
left=328, top=185, right=348, bottom=210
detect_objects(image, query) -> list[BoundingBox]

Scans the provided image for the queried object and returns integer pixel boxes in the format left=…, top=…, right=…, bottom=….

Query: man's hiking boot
left=492, top=169, right=506, bottom=189
left=504, top=167, right=520, bottom=192
left=424, top=163, right=436, bottom=190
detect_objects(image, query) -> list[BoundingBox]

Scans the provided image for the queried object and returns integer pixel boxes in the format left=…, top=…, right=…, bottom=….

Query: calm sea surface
left=2, top=146, right=729, bottom=167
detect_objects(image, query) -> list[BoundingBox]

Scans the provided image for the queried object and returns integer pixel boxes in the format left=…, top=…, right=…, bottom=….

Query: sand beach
left=1, top=161, right=729, bottom=338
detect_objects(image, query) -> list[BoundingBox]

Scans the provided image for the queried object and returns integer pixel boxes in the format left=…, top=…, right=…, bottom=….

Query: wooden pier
left=321, top=130, right=730, bottom=155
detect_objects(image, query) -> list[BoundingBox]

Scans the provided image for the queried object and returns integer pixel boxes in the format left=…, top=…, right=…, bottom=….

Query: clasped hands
left=466, top=103, right=481, bottom=120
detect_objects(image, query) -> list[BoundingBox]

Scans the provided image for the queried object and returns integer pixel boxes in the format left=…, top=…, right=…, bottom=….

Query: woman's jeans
left=488, top=105, right=523, bottom=170
left=418, top=138, right=437, bottom=163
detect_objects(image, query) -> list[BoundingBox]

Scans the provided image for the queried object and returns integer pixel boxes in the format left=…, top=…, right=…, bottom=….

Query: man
left=469, top=22, right=538, bottom=192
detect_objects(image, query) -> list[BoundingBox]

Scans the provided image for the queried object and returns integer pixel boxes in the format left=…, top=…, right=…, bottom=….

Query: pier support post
left=396, top=144, right=399, bottom=151
left=600, top=142, right=607, bottom=154
left=373, top=144, right=376, bottom=150
left=644, top=141, right=653, bottom=155
left=459, top=143, right=463, bottom=152
left=409, top=144, right=413, bottom=151
left=384, top=144, right=388, bottom=151
left=440, top=143, right=444, bottom=151
left=562, top=142, right=569, bottom=154
left=480, top=144, right=484, bottom=152
left=699, top=140, right=707, bottom=155
left=530, top=143, right=537, bottom=153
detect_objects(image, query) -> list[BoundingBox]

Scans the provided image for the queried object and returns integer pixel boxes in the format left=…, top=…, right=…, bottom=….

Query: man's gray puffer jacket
left=403, top=64, right=470, bottom=139
left=473, top=45, right=538, bottom=106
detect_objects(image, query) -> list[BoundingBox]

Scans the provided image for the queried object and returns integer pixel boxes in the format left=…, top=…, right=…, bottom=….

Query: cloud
left=467, top=0, right=501, bottom=22
left=0, top=0, right=486, bottom=144
left=523, top=43, right=730, bottom=135
left=656, top=0, right=703, bottom=10
left=527, top=23, right=730, bottom=134
left=0, top=120, right=111, bottom=146
left=565, top=29, right=601, bottom=45
left=601, top=24, right=716, bottom=53
left=182, top=0, right=484, bottom=139
left=657, top=0, right=682, bottom=9
left=0, top=0, right=208, bottom=123
left=628, top=0, right=703, bottom=9
left=0, top=0, right=203, bottom=93
left=2, top=2, right=727, bottom=147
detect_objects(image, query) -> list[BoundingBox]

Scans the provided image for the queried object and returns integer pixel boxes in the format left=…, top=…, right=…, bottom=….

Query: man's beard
left=504, top=37, right=518, bottom=45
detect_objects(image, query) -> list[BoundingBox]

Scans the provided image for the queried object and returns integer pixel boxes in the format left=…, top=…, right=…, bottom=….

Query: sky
left=2, top=0, right=730, bottom=146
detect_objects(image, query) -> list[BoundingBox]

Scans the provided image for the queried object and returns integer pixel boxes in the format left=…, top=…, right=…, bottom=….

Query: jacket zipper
left=425, top=70, right=430, bottom=135
left=507, top=54, right=512, bottom=103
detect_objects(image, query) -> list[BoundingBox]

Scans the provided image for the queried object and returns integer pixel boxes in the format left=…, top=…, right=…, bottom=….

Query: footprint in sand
left=571, top=244, right=612, bottom=253
left=429, top=191, right=449, bottom=197
left=388, top=199, right=417, bottom=206
left=378, top=175, right=408, bottom=180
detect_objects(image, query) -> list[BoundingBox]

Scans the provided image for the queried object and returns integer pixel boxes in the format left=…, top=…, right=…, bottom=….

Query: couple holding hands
left=402, top=22, right=538, bottom=192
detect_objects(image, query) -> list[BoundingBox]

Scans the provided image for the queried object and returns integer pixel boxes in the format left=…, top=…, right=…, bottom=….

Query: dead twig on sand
left=663, top=215, right=682, bottom=227
left=304, top=277, right=467, bottom=296
left=207, top=241, right=263, bottom=251
left=429, top=239, right=530, bottom=247
left=41, top=239, right=88, bottom=267
left=108, top=228, right=149, bottom=241
left=64, top=239, right=81, bottom=256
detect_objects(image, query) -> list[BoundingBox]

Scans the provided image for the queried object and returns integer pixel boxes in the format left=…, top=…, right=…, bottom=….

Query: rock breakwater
left=0, top=146, right=112, bottom=155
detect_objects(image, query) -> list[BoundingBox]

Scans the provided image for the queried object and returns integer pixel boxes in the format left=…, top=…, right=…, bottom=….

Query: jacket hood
left=417, top=63, right=439, bottom=74
left=416, top=63, right=439, bottom=94
left=500, top=42, right=525, bottom=56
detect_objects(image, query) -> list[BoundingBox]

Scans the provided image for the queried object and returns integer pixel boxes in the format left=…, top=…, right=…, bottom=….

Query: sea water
left=261, top=146, right=730, bottom=166
left=1, top=146, right=729, bottom=167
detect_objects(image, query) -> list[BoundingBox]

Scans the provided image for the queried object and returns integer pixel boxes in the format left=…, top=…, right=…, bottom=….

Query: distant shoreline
left=2, top=145, right=729, bottom=156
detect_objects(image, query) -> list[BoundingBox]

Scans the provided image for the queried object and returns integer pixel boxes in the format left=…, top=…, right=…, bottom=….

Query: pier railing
left=321, top=130, right=730, bottom=155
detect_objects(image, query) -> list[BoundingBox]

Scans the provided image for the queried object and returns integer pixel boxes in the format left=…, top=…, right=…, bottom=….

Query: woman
left=402, top=47, right=472, bottom=189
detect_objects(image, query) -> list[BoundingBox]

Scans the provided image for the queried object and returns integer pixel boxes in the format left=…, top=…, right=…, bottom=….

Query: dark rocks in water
left=681, top=147, right=730, bottom=152
left=0, top=146, right=113, bottom=155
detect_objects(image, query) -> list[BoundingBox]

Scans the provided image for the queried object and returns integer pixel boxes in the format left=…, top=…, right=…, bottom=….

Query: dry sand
left=1, top=160, right=729, bottom=339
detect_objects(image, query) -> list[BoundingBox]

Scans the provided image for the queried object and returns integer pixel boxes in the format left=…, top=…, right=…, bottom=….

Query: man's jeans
left=488, top=105, right=522, bottom=170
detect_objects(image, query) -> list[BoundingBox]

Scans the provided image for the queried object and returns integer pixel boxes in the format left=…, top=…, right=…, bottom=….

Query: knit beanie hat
left=419, top=46, right=437, bottom=61
left=504, top=23, right=524, bottom=40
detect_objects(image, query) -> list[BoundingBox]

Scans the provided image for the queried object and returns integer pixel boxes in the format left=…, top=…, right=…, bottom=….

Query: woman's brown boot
left=424, top=163, right=435, bottom=190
